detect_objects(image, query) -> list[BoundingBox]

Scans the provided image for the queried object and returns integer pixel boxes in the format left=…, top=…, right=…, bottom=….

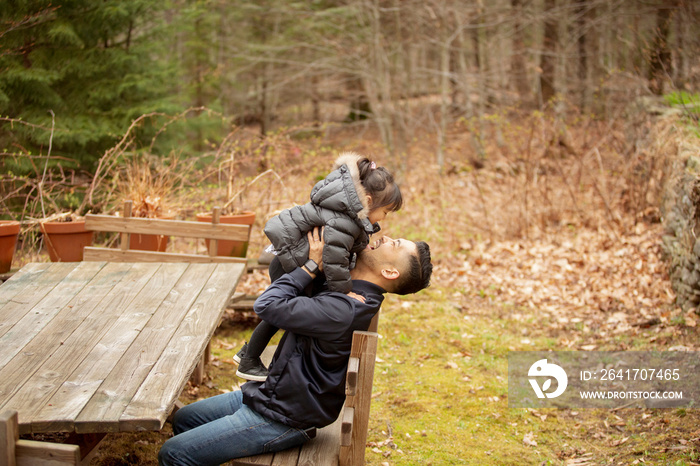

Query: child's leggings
left=244, top=257, right=286, bottom=360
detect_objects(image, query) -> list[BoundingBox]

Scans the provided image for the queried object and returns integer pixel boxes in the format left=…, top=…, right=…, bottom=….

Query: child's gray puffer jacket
left=264, top=152, right=379, bottom=294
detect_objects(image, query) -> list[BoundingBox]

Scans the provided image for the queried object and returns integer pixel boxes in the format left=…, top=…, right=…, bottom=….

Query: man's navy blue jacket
left=241, top=267, right=384, bottom=430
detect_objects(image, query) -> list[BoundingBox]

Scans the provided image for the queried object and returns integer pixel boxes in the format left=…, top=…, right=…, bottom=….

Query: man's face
left=360, top=236, right=417, bottom=272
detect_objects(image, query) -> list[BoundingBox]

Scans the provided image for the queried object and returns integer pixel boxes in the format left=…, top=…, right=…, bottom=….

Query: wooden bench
left=231, top=315, right=380, bottom=466
left=83, top=202, right=252, bottom=385
left=83, top=201, right=251, bottom=265
left=1, top=410, right=83, bottom=466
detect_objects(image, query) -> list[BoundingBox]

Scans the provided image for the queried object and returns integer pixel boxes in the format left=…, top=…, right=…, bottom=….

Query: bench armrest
left=346, top=357, right=359, bottom=396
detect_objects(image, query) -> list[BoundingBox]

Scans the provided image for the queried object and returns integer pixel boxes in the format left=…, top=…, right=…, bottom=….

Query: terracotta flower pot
left=40, top=220, right=93, bottom=262
left=196, top=211, right=255, bottom=257
left=0, top=220, right=20, bottom=273
left=129, top=213, right=176, bottom=252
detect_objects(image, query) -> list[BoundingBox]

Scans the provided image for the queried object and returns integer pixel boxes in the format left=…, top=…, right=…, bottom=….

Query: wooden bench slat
left=231, top=452, right=275, bottom=465
left=1, top=410, right=18, bottom=466
left=340, top=407, right=353, bottom=447
left=84, top=215, right=250, bottom=241
left=15, top=439, right=81, bottom=465
left=270, top=447, right=301, bottom=465
left=83, top=247, right=247, bottom=264
left=345, top=358, right=359, bottom=397
left=339, top=331, right=377, bottom=466
left=297, top=417, right=341, bottom=466
left=2, top=410, right=81, bottom=466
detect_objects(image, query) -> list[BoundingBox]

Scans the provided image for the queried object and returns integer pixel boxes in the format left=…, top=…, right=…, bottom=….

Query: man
left=159, top=228, right=432, bottom=466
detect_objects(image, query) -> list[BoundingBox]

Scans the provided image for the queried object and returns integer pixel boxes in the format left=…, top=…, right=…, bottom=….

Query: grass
left=361, top=291, right=700, bottom=466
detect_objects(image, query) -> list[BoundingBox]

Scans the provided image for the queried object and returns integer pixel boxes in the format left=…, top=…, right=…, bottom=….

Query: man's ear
left=381, top=267, right=400, bottom=281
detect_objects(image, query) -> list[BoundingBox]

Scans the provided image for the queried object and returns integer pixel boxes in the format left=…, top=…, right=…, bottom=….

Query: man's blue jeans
left=158, top=390, right=312, bottom=466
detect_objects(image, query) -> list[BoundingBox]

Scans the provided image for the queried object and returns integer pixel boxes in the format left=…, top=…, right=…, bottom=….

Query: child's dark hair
left=357, top=157, right=403, bottom=212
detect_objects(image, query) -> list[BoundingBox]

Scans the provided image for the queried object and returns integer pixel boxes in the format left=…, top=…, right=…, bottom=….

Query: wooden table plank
left=4, top=263, right=161, bottom=434
left=0, top=262, right=106, bottom=368
left=0, top=262, right=52, bottom=307
left=29, top=263, right=178, bottom=433
left=0, top=262, right=77, bottom=339
left=0, top=261, right=247, bottom=441
left=75, top=263, right=226, bottom=433
left=0, top=262, right=135, bottom=415
left=119, top=262, right=245, bottom=431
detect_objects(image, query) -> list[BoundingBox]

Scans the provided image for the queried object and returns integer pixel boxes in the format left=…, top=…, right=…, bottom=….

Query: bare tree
left=539, top=0, right=558, bottom=106
left=511, top=0, right=532, bottom=105
left=647, top=0, right=678, bottom=95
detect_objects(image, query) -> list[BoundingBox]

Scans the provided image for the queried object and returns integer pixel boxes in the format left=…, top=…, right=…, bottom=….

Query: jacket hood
left=331, top=152, right=371, bottom=220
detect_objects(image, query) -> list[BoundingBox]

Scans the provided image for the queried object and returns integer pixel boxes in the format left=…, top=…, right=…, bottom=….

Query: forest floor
left=15, top=113, right=700, bottom=465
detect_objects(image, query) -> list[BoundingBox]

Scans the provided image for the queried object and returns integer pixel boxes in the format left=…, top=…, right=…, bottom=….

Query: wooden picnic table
left=0, top=260, right=245, bottom=462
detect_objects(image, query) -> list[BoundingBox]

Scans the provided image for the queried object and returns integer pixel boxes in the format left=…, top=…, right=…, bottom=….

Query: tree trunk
left=539, top=0, right=558, bottom=107
left=259, top=75, right=268, bottom=136
left=511, top=0, right=531, bottom=105
left=471, top=9, right=486, bottom=115
left=438, top=39, right=450, bottom=172
left=647, top=0, right=678, bottom=95
left=345, top=75, right=372, bottom=121
left=574, top=0, right=588, bottom=111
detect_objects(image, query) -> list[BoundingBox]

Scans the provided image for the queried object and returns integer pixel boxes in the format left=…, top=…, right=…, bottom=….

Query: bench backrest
left=83, top=202, right=250, bottom=264
left=339, top=330, right=378, bottom=466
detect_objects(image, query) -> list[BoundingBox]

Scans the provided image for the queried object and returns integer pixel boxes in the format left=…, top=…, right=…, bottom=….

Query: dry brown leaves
left=435, top=222, right=689, bottom=346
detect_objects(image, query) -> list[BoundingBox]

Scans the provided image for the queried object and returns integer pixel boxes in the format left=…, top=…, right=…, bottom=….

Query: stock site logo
left=528, top=359, right=568, bottom=399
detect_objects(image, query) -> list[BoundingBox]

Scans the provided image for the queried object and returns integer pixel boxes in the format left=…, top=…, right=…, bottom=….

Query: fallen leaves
left=523, top=432, right=538, bottom=446
left=564, top=453, right=595, bottom=465
left=368, top=434, right=404, bottom=459
left=610, top=436, right=629, bottom=447
left=436, top=223, right=687, bottom=346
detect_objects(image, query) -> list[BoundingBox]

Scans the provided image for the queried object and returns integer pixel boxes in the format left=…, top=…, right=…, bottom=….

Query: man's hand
left=347, top=291, right=366, bottom=303
left=306, top=227, right=324, bottom=272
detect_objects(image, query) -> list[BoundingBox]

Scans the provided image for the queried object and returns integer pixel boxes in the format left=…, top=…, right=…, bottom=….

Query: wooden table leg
left=65, top=432, right=106, bottom=465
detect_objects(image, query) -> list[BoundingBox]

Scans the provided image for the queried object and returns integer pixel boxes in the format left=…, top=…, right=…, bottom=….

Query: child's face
left=368, top=205, right=393, bottom=224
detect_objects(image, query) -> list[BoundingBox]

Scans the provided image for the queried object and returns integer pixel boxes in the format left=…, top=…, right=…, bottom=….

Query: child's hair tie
left=370, top=161, right=376, bottom=169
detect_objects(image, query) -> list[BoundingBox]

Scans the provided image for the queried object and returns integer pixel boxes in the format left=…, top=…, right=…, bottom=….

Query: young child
left=234, top=152, right=403, bottom=381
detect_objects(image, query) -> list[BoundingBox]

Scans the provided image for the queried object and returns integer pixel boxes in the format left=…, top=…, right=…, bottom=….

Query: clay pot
left=196, top=211, right=255, bottom=257
left=40, top=220, right=93, bottom=262
left=0, top=220, right=20, bottom=273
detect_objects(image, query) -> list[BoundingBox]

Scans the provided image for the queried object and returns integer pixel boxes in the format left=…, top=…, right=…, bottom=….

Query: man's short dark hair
left=394, top=241, right=432, bottom=295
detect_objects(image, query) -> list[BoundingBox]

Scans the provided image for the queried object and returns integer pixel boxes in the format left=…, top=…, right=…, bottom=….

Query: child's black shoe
left=233, top=342, right=248, bottom=364
left=236, top=356, right=269, bottom=382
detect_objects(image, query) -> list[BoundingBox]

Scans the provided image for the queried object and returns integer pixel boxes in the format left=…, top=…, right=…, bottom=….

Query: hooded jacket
left=264, top=152, right=379, bottom=293
left=242, top=267, right=384, bottom=429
